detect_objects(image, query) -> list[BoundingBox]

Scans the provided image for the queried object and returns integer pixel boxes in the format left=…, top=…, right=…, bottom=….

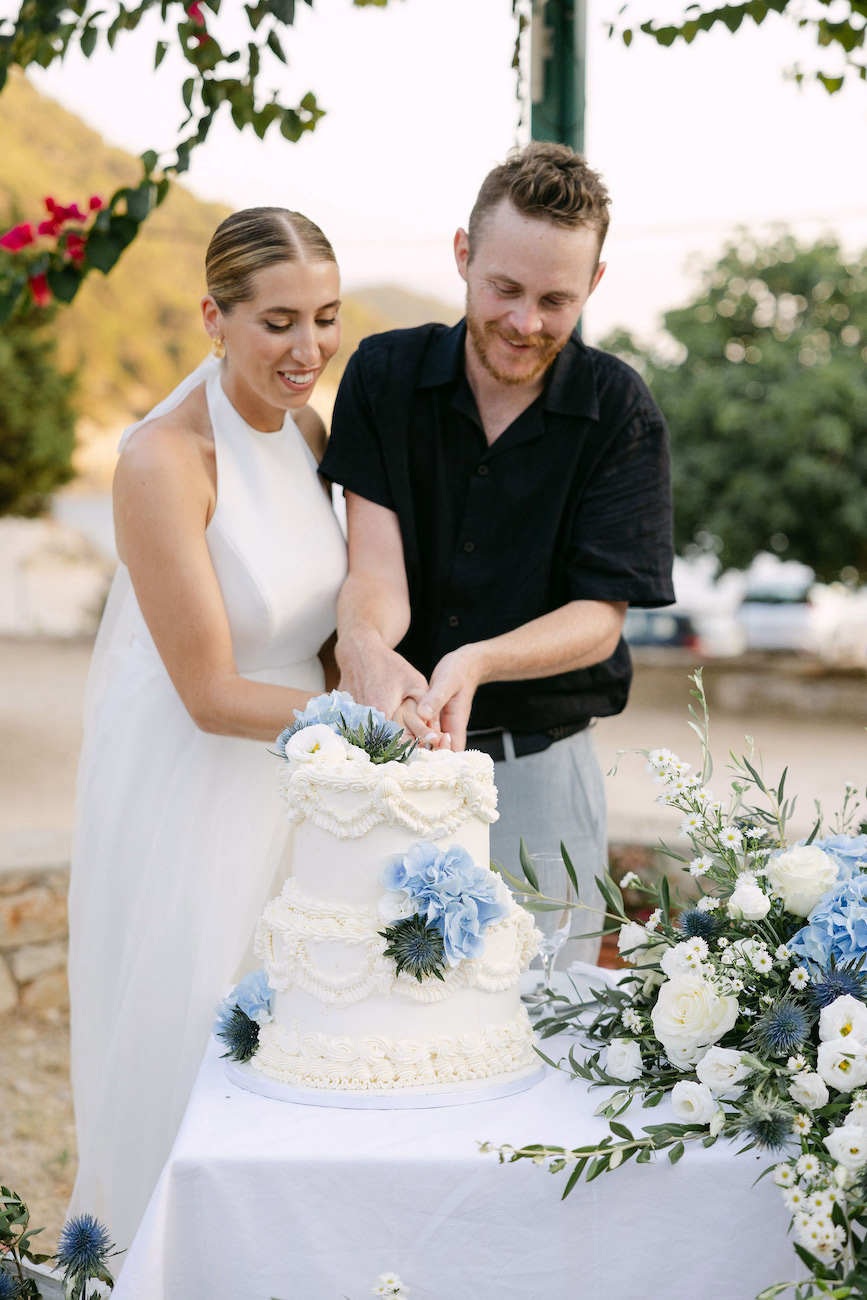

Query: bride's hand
left=394, top=697, right=450, bottom=750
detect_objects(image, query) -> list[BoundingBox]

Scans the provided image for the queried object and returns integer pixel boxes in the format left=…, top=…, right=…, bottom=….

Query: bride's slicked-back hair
left=206, top=207, right=336, bottom=312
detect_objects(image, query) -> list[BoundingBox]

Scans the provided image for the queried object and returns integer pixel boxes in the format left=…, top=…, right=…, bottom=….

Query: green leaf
left=80, top=24, right=98, bottom=57
left=668, top=1140, right=685, bottom=1164
left=609, top=1121, right=634, bottom=1141
left=84, top=230, right=125, bottom=274
left=45, top=265, right=82, bottom=303
left=141, top=149, right=159, bottom=176
left=559, top=841, right=580, bottom=898
left=267, top=28, right=287, bottom=61
left=155, top=39, right=168, bottom=68
left=518, top=837, right=540, bottom=891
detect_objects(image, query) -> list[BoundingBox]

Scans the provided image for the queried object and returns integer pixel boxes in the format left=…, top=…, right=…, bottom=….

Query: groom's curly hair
left=468, top=142, right=611, bottom=260
left=206, top=207, right=335, bottom=312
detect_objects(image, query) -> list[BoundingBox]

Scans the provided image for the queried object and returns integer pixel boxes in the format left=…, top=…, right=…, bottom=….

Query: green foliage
left=337, top=714, right=418, bottom=764
left=613, top=0, right=866, bottom=93
left=0, top=298, right=76, bottom=516
left=0, top=1, right=392, bottom=316
left=0, top=1186, right=51, bottom=1299
left=604, top=234, right=867, bottom=581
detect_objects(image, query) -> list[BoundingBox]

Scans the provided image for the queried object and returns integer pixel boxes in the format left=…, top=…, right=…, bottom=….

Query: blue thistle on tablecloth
left=0, top=1268, right=21, bottom=1299
left=380, top=914, right=446, bottom=982
left=749, top=996, right=811, bottom=1057
left=738, top=1092, right=796, bottom=1151
left=56, top=1213, right=115, bottom=1283
left=216, top=1006, right=260, bottom=1062
left=677, top=907, right=721, bottom=942
left=808, top=959, right=867, bottom=1009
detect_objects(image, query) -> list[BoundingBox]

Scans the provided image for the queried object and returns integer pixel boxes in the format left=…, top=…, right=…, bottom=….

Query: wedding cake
left=215, top=693, right=541, bottom=1101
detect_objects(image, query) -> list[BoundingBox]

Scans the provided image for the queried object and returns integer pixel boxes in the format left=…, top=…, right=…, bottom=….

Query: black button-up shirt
left=320, top=321, right=674, bottom=733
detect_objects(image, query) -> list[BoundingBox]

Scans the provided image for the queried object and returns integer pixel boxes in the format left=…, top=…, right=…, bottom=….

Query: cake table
left=112, top=972, right=799, bottom=1300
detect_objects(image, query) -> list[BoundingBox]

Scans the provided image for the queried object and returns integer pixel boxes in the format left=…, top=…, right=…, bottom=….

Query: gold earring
left=212, top=337, right=226, bottom=359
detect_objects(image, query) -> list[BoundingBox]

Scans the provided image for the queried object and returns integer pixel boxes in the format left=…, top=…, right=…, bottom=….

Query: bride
left=66, top=207, right=348, bottom=1252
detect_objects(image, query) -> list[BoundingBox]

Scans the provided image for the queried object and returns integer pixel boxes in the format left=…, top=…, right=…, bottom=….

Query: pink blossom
left=0, top=223, right=35, bottom=252
left=186, top=2, right=206, bottom=25
left=29, top=273, right=52, bottom=307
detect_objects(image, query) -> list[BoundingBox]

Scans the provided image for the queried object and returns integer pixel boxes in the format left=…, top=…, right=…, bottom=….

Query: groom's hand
left=336, top=626, right=431, bottom=722
left=416, top=646, right=485, bottom=753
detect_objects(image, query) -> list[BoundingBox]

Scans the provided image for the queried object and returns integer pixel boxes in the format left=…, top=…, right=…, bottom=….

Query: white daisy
left=773, top=1163, right=795, bottom=1187
left=793, top=1114, right=813, bottom=1136
left=789, top=968, right=810, bottom=991
left=688, top=854, right=714, bottom=877
left=718, top=825, right=744, bottom=849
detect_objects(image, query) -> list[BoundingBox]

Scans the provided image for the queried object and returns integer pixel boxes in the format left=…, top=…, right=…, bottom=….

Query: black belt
left=466, top=719, right=590, bottom=762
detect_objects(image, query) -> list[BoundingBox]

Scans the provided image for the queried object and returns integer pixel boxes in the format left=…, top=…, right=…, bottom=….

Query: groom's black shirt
left=320, top=320, right=674, bottom=735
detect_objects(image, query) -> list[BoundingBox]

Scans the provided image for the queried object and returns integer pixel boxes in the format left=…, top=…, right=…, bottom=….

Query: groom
left=320, top=142, right=674, bottom=960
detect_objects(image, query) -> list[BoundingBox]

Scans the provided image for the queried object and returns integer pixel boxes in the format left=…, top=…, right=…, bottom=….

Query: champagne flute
left=515, top=852, right=575, bottom=996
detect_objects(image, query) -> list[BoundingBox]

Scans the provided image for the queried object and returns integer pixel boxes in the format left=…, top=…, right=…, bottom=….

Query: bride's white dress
left=67, top=361, right=347, bottom=1252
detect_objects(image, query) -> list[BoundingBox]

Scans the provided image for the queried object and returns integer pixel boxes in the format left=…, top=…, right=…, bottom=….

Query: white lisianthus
left=696, top=1046, right=750, bottom=1094
left=285, top=724, right=346, bottom=764
left=671, top=1079, right=716, bottom=1124
left=834, top=1163, right=855, bottom=1188
left=728, top=876, right=771, bottom=921
left=819, top=995, right=867, bottom=1044
left=765, top=844, right=839, bottom=917
left=651, top=974, right=739, bottom=1068
left=824, top=1125, right=867, bottom=1171
left=709, top=1108, right=726, bottom=1137
left=788, top=1072, right=830, bottom=1111
left=606, top=1037, right=644, bottom=1082
left=817, top=1038, right=867, bottom=1093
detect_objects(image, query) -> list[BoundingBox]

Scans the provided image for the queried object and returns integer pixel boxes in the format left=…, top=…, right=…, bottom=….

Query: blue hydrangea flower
left=276, top=690, right=398, bottom=756
left=56, top=1214, right=114, bottom=1277
left=812, top=834, right=867, bottom=879
left=213, top=969, right=273, bottom=1035
left=788, top=873, right=867, bottom=968
left=382, top=842, right=509, bottom=966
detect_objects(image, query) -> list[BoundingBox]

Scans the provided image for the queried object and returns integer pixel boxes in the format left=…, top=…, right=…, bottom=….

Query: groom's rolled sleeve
left=319, top=349, right=395, bottom=512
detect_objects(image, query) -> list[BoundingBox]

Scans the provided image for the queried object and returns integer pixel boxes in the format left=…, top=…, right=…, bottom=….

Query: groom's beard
left=465, top=300, right=569, bottom=387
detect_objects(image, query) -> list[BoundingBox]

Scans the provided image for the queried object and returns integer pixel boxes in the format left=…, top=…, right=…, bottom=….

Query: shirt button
left=463, top=541, right=475, bottom=553
left=477, top=465, right=489, bottom=476
left=448, top=615, right=460, bottom=628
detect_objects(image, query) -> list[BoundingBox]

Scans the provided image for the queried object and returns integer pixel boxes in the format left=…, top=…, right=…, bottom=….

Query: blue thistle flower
left=216, top=1006, right=260, bottom=1062
left=380, top=915, right=446, bottom=982
left=738, top=1092, right=795, bottom=1151
left=0, top=1268, right=21, bottom=1299
left=57, top=1213, right=114, bottom=1278
left=808, top=962, right=867, bottom=1009
left=677, top=908, right=720, bottom=942
left=749, top=996, right=811, bottom=1057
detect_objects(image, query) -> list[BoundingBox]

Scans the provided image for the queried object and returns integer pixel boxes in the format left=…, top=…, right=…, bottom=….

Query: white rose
left=617, top=922, right=657, bottom=967
left=788, top=1072, right=831, bottom=1111
left=377, top=891, right=417, bottom=922
left=819, top=995, right=867, bottom=1044
left=671, top=1079, right=717, bottom=1124
left=824, top=1125, right=867, bottom=1171
left=765, top=845, right=839, bottom=918
left=696, top=1046, right=751, bottom=1094
left=728, top=878, right=771, bottom=921
left=817, top=1038, right=867, bottom=1093
left=285, top=724, right=345, bottom=764
left=651, top=975, right=739, bottom=1069
left=606, top=1037, right=643, bottom=1082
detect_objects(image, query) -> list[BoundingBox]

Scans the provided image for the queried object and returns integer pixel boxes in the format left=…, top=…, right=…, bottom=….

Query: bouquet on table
left=492, top=671, right=867, bottom=1300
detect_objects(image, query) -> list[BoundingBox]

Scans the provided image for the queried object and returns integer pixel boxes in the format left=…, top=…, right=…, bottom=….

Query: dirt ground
left=1, top=1008, right=76, bottom=1255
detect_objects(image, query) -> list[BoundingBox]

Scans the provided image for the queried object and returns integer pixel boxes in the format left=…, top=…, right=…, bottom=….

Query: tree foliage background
left=606, top=235, right=867, bottom=582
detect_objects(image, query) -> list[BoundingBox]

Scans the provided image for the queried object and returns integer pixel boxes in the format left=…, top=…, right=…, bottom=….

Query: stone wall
left=0, top=864, right=69, bottom=1016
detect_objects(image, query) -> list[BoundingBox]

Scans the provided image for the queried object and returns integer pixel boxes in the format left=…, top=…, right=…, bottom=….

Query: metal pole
left=530, top=0, right=586, bottom=154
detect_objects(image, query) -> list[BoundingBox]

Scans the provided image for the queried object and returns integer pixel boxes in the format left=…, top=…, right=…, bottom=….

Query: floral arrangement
left=0, top=1186, right=117, bottom=1298
left=489, top=672, right=867, bottom=1300
left=277, top=691, right=416, bottom=766
left=213, top=970, right=273, bottom=1064
left=378, top=842, right=511, bottom=981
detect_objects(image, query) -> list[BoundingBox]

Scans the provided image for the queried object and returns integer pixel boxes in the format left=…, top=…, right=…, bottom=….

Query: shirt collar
left=417, top=319, right=600, bottom=422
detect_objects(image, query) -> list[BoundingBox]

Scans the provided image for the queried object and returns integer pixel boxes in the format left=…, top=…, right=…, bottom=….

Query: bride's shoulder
left=293, top=405, right=328, bottom=464
left=117, top=383, right=213, bottom=475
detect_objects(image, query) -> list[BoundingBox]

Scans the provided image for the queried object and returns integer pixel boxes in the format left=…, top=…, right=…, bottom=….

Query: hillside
left=0, top=74, right=462, bottom=486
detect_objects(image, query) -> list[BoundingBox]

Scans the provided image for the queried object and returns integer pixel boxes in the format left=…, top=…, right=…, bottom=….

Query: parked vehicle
left=623, top=608, right=702, bottom=651
left=734, top=583, right=815, bottom=652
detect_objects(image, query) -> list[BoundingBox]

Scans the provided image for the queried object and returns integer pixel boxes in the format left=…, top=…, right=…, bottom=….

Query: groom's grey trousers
left=483, top=727, right=606, bottom=966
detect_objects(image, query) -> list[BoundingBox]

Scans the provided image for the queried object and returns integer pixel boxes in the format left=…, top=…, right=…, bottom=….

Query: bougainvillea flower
left=187, top=2, right=206, bottom=24
left=38, top=218, right=63, bottom=238
left=89, top=195, right=104, bottom=211
left=0, top=222, right=35, bottom=251
left=66, top=233, right=87, bottom=266
left=29, top=273, right=52, bottom=306
left=45, top=197, right=87, bottom=223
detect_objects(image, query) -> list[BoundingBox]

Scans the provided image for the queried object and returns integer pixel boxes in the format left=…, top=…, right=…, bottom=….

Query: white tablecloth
left=114, top=1008, right=798, bottom=1300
